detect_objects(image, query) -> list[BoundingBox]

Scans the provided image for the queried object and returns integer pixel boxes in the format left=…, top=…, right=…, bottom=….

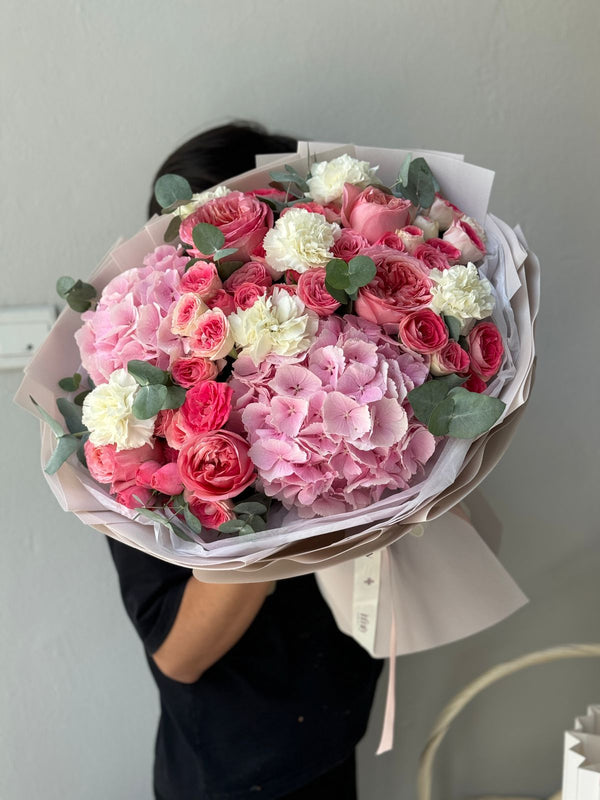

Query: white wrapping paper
left=563, top=706, right=600, bottom=800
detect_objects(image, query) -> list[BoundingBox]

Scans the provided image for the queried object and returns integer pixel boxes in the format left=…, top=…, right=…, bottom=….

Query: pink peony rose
left=233, top=282, right=267, bottom=310
left=180, top=262, right=222, bottom=301
left=84, top=441, right=118, bottom=485
left=223, top=261, right=272, bottom=292
left=413, top=243, right=452, bottom=272
left=161, top=409, right=192, bottom=450
left=170, top=355, right=218, bottom=388
left=355, top=249, right=432, bottom=324
left=297, top=268, right=341, bottom=316
left=398, top=309, right=449, bottom=354
left=189, top=309, right=234, bottom=360
left=171, top=293, right=208, bottom=336
left=179, top=381, right=232, bottom=434
left=396, top=225, right=425, bottom=254
left=443, top=219, right=486, bottom=263
left=331, top=228, right=370, bottom=260
left=430, top=339, right=470, bottom=376
left=184, top=493, right=235, bottom=530
left=427, top=193, right=463, bottom=231
left=467, top=321, right=504, bottom=380
left=341, top=184, right=412, bottom=244
left=180, top=191, right=273, bottom=263
left=206, top=289, right=236, bottom=316
left=85, top=440, right=160, bottom=486
left=178, top=431, right=255, bottom=501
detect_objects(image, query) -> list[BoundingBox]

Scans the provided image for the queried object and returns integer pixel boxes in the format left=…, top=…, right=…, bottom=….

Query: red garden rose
left=180, top=191, right=273, bottom=263
left=178, top=430, right=255, bottom=501
left=398, top=309, right=449, bottom=354
left=467, top=321, right=504, bottom=380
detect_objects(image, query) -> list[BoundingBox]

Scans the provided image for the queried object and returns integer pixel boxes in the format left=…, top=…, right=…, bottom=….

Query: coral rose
left=178, top=431, right=255, bottom=501
left=341, top=184, right=412, bottom=244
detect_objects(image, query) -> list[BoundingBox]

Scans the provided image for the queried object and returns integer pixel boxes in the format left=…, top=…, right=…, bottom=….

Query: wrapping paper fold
left=563, top=706, right=600, bottom=800
left=15, top=143, right=539, bottom=668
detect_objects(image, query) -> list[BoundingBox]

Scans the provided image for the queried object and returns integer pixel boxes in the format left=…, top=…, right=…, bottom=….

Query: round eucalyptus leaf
left=154, top=174, right=193, bottom=210
left=192, top=222, right=225, bottom=254
left=132, top=384, right=168, bottom=419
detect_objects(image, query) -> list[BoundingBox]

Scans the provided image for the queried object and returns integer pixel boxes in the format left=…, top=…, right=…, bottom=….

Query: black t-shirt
left=107, top=539, right=383, bottom=800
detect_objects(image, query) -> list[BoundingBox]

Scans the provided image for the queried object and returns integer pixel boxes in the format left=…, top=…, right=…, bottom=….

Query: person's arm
left=152, top=577, right=274, bottom=684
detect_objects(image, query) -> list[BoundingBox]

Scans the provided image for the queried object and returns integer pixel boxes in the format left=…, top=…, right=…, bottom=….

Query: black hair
left=148, top=121, right=297, bottom=218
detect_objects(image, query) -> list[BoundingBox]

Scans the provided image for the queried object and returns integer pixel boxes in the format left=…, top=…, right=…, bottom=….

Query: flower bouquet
left=16, top=141, right=538, bottom=688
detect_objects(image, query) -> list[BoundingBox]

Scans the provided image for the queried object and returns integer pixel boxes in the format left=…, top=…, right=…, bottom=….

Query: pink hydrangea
left=231, top=315, right=436, bottom=517
left=75, top=245, right=189, bottom=384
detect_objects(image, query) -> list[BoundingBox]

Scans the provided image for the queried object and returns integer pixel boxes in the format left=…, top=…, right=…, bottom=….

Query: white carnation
left=430, top=263, right=495, bottom=331
left=177, top=185, right=232, bottom=219
left=82, top=369, right=156, bottom=451
left=306, top=154, right=378, bottom=205
left=263, top=207, right=340, bottom=276
left=229, top=287, right=319, bottom=364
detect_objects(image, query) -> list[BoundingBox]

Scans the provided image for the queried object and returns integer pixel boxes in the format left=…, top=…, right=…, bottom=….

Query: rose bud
left=412, top=214, right=439, bottom=241
left=430, top=339, right=470, bottom=376
left=467, top=321, right=504, bottom=380
left=396, top=225, right=425, bottom=254
left=341, top=184, right=412, bottom=244
left=297, top=268, right=341, bottom=316
left=443, top=219, right=486, bottom=264
left=427, top=193, right=463, bottom=231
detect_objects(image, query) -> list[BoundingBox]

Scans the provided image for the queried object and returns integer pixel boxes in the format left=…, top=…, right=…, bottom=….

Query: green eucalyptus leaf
left=29, top=396, right=65, bottom=438
left=169, top=520, right=196, bottom=542
left=163, top=214, right=182, bottom=243
left=248, top=515, right=266, bottom=532
left=443, top=315, right=462, bottom=342
left=162, top=385, right=186, bottom=410
left=427, top=395, right=455, bottom=436
left=409, top=158, right=436, bottom=209
left=45, top=434, right=81, bottom=475
left=218, top=519, right=246, bottom=534
left=127, top=360, right=168, bottom=386
left=268, top=180, right=303, bottom=199
left=182, top=504, right=204, bottom=535
left=56, top=276, right=76, bottom=298
left=239, top=523, right=254, bottom=536
left=444, top=387, right=505, bottom=439
left=65, top=280, right=97, bottom=312
left=154, top=174, right=193, bottom=210
left=184, top=257, right=201, bottom=272
left=56, top=397, right=86, bottom=434
left=212, top=247, right=238, bottom=261
left=76, top=433, right=89, bottom=467
left=233, top=501, right=267, bottom=515
left=325, top=258, right=351, bottom=290
left=407, top=375, right=465, bottom=425
left=217, top=260, right=244, bottom=280
left=458, top=335, right=469, bottom=351
left=347, top=256, right=376, bottom=289
left=58, top=373, right=82, bottom=392
left=192, top=222, right=225, bottom=254
left=324, top=279, right=348, bottom=305
left=396, top=153, right=412, bottom=188
left=132, top=384, right=168, bottom=419
left=73, top=390, right=90, bottom=407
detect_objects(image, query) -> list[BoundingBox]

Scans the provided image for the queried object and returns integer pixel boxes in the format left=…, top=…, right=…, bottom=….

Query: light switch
left=0, top=305, right=57, bottom=370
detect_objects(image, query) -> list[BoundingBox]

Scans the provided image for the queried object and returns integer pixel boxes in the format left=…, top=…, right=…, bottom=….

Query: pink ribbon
left=376, top=545, right=397, bottom=755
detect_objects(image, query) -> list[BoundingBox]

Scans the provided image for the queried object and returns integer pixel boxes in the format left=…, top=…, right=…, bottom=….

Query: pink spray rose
left=233, top=282, right=267, bottom=310
left=206, top=289, right=236, bottom=316
left=189, top=309, right=234, bottom=360
left=331, top=228, right=370, bottom=260
left=341, top=184, right=412, bottom=244
left=423, top=237, right=462, bottom=265
left=413, top=243, right=452, bottom=272
left=443, top=219, right=486, bottom=263
left=178, top=431, right=255, bottom=501
left=180, top=262, right=222, bottom=301
left=297, top=268, right=341, bottom=316
left=180, top=191, right=273, bottom=263
left=372, top=231, right=406, bottom=251
left=355, top=249, right=432, bottom=324
left=112, top=481, right=153, bottom=509
left=430, top=339, right=470, bottom=376
left=150, top=462, right=184, bottom=496
left=184, top=493, right=235, bottom=530
left=223, top=261, right=272, bottom=292
left=467, top=321, right=504, bottom=380
left=179, top=381, right=233, bottom=434
left=396, top=225, right=425, bottom=254
left=427, top=193, right=463, bottom=231
left=398, top=309, right=449, bottom=354
left=84, top=440, right=159, bottom=486
left=170, top=355, right=219, bottom=388
left=171, top=293, right=208, bottom=336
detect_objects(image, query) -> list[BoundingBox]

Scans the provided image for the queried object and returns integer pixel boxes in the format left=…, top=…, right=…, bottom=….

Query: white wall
left=2, top=1, right=599, bottom=798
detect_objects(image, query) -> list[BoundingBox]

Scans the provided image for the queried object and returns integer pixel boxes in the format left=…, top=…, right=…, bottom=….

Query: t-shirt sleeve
left=107, top=537, right=191, bottom=655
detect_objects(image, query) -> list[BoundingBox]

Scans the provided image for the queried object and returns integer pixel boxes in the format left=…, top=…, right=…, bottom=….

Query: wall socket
left=0, top=305, right=57, bottom=371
